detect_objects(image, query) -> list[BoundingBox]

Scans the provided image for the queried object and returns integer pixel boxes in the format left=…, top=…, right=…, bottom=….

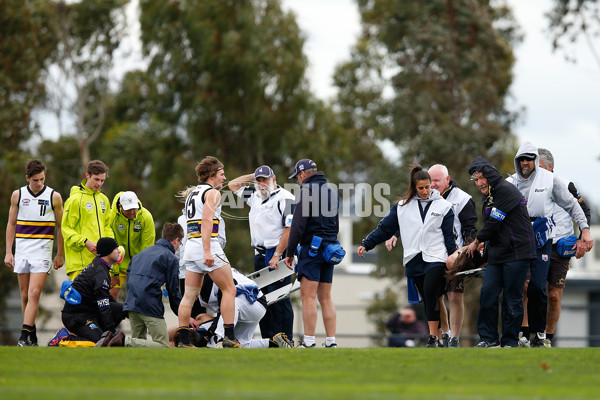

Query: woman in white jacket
left=358, top=165, right=457, bottom=347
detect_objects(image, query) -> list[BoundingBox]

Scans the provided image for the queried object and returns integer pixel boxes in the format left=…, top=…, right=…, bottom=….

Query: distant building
left=555, top=225, right=600, bottom=347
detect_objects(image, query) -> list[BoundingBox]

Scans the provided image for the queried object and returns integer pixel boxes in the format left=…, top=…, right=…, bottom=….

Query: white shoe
left=518, top=336, right=531, bottom=348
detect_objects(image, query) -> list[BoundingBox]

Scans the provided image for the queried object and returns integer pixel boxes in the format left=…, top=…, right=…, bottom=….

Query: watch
left=273, top=252, right=282, bottom=258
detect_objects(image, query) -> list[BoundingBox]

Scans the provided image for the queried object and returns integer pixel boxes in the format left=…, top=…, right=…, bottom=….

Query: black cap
left=97, top=237, right=119, bottom=257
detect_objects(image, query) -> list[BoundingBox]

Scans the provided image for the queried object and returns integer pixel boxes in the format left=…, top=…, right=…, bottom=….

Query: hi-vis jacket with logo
left=110, top=191, right=155, bottom=273
left=62, top=179, right=114, bottom=275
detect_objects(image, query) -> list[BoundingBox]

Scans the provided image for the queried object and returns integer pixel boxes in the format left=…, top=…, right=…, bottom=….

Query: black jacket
left=62, top=257, right=119, bottom=333
left=468, top=157, right=536, bottom=264
left=445, top=180, right=478, bottom=244
left=285, top=172, right=339, bottom=257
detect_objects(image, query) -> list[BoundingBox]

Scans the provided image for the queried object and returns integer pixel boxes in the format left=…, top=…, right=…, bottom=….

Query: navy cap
left=289, top=159, right=317, bottom=179
left=254, top=165, right=274, bottom=179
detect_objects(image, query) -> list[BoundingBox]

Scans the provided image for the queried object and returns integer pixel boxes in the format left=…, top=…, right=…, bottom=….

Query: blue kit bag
left=556, top=235, right=578, bottom=258
left=60, top=280, right=82, bottom=305
left=308, top=236, right=346, bottom=265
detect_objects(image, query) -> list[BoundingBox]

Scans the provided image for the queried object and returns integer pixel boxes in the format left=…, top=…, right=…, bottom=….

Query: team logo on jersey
left=100, top=201, right=106, bottom=213
left=85, top=202, right=94, bottom=210
left=542, top=254, right=549, bottom=262
left=22, top=199, right=30, bottom=206
left=133, top=221, right=142, bottom=232
left=285, top=214, right=293, bottom=226
left=118, top=224, right=126, bottom=231
left=43, top=260, right=50, bottom=267
left=38, top=200, right=50, bottom=206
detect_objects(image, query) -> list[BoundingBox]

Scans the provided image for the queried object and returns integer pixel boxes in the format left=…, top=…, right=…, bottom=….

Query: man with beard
left=506, top=143, right=592, bottom=347
left=229, top=166, right=295, bottom=340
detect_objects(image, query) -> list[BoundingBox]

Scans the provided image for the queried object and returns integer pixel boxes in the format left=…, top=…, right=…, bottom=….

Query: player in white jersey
left=4, top=159, right=64, bottom=346
left=176, top=156, right=240, bottom=348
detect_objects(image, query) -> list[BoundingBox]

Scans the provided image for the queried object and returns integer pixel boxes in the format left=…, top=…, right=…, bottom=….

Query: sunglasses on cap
left=517, top=155, right=535, bottom=162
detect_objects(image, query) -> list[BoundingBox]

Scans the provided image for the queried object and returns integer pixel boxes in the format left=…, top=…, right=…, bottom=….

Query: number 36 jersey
left=15, top=185, right=57, bottom=260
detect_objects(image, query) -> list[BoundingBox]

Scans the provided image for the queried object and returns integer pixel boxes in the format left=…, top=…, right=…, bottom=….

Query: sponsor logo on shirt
left=85, top=202, right=94, bottom=210
left=97, top=298, right=110, bottom=308
left=535, top=188, right=548, bottom=193
left=431, top=212, right=442, bottom=217
left=133, top=221, right=142, bottom=232
left=22, top=199, right=30, bottom=206
left=285, top=214, right=293, bottom=226
left=118, top=224, right=126, bottom=231
left=490, top=207, right=506, bottom=221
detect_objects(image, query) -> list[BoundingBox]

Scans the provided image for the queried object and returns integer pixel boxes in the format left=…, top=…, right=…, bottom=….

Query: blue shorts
left=296, top=245, right=334, bottom=283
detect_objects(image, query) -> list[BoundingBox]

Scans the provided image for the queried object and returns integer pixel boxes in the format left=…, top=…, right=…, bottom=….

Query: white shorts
left=184, top=241, right=230, bottom=273
left=185, top=253, right=230, bottom=274
left=14, top=258, right=52, bottom=274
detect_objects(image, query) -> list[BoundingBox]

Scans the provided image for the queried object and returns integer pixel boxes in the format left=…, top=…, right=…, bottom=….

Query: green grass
left=1, top=347, right=599, bottom=399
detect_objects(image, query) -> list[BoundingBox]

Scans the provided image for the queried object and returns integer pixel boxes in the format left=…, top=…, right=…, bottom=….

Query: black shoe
left=530, top=332, right=551, bottom=348
left=449, top=337, right=460, bottom=348
left=441, top=333, right=450, bottom=348
left=425, top=335, right=439, bottom=348
left=222, top=337, right=242, bottom=348
left=474, top=340, right=500, bottom=348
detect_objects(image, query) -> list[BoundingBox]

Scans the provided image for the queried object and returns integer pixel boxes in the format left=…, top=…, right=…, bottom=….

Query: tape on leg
left=181, top=286, right=201, bottom=307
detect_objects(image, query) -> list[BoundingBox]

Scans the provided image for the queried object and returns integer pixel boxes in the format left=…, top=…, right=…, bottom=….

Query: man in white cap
left=109, top=191, right=155, bottom=300
left=228, top=165, right=296, bottom=341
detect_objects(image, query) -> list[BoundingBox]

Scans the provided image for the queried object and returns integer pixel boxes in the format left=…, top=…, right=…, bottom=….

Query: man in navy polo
left=284, top=159, right=340, bottom=348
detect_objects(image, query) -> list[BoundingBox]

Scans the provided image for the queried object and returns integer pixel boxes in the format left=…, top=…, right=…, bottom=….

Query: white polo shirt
left=235, top=186, right=294, bottom=249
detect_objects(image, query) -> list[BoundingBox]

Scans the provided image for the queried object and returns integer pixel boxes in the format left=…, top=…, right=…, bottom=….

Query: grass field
left=1, top=347, right=599, bottom=399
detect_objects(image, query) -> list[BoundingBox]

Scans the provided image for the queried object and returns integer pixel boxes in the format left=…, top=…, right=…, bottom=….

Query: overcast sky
left=38, top=0, right=600, bottom=209
left=282, top=0, right=600, bottom=208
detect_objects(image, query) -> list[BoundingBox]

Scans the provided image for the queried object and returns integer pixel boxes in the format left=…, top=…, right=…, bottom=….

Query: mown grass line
left=1, top=347, right=598, bottom=399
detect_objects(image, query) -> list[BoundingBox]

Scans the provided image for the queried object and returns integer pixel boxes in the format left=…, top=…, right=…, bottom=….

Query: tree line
left=3, top=0, right=582, bottom=340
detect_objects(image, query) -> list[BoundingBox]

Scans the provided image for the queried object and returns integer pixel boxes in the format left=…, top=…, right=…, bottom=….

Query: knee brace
left=181, top=286, right=201, bottom=307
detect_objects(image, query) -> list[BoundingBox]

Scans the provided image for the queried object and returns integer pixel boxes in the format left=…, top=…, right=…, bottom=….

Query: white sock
left=325, top=337, right=336, bottom=346
left=303, top=335, right=315, bottom=346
